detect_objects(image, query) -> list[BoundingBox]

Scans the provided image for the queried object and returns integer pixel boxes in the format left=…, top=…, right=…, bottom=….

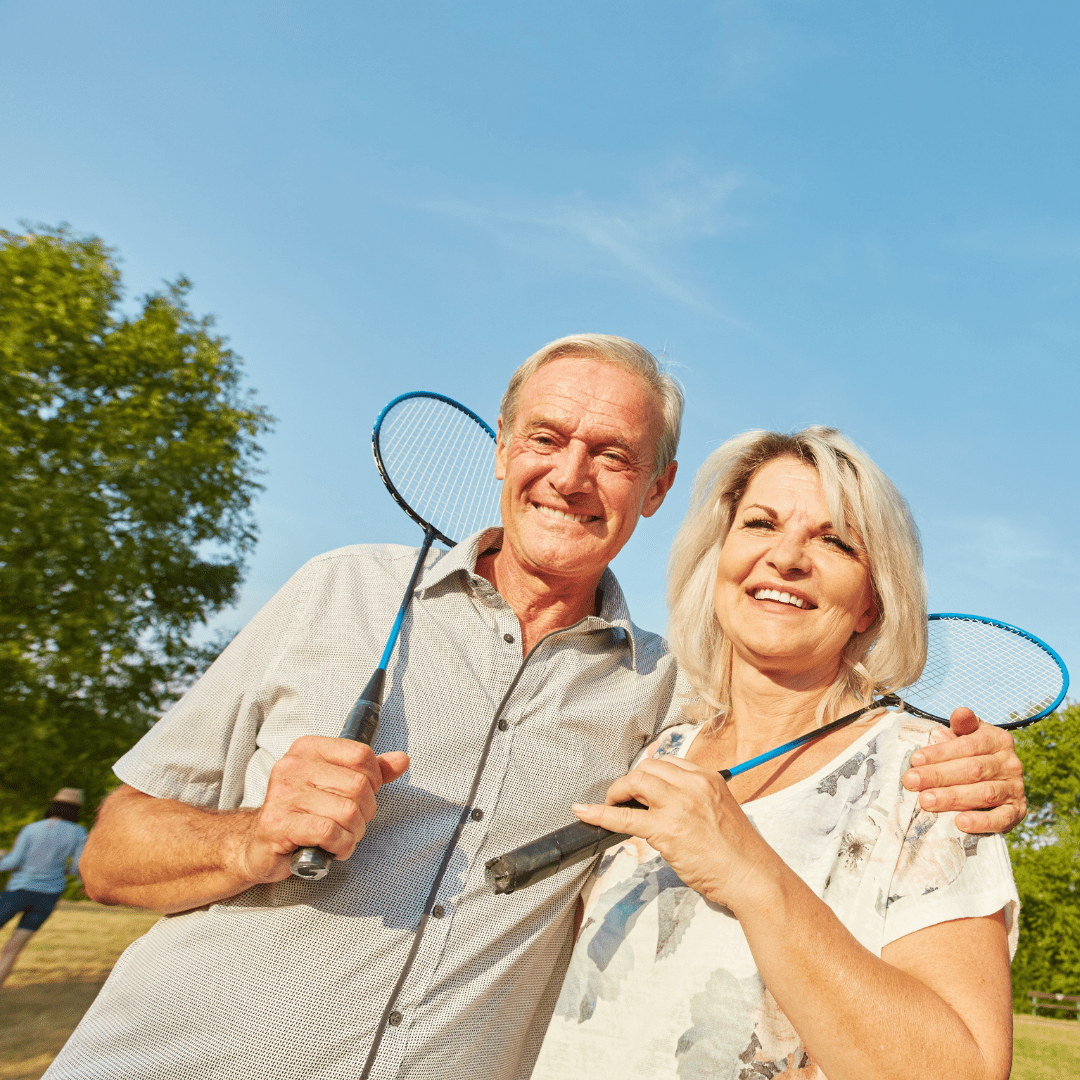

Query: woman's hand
left=572, top=756, right=779, bottom=910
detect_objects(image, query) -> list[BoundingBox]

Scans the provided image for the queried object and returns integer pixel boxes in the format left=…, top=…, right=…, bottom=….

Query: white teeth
left=753, top=588, right=807, bottom=609
left=534, top=504, right=593, bottom=524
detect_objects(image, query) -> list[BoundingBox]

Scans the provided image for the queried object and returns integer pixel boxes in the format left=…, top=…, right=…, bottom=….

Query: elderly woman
left=531, top=427, right=1017, bottom=1080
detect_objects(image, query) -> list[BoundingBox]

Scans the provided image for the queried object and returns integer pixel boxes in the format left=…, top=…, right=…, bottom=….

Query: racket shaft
left=485, top=801, right=646, bottom=894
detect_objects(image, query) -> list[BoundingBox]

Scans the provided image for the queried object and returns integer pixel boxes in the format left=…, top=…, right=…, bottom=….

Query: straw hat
left=51, top=788, right=83, bottom=806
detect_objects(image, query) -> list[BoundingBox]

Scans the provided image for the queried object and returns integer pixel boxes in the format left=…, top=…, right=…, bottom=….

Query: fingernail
left=910, top=751, right=925, bottom=767
left=571, top=804, right=586, bottom=814
left=921, top=791, right=938, bottom=809
left=956, top=815, right=971, bottom=830
left=901, top=770, right=919, bottom=791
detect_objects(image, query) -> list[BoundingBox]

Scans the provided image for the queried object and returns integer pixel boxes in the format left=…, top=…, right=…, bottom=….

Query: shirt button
left=432, top=904, right=445, bottom=918
left=497, top=719, right=508, bottom=732
left=503, top=633, right=515, bottom=643
left=470, top=808, right=484, bottom=821
left=388, top=1011, right=403, bottom=1027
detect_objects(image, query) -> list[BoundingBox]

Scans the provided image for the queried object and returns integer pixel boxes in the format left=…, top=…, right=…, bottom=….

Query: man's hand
left=238, top=736, right=410, bottom=883
left=80, top=738, right=409, bottom=913
left=901, top=708, right=1025, bottom=834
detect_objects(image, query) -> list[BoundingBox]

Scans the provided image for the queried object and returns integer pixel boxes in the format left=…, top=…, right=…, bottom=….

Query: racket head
left=373, top=392, right=501, bottom=547
left=897, top=613, right=1069, bottom=730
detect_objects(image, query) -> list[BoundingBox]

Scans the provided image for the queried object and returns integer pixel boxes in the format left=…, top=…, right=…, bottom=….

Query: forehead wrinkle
left=517, top=411, right=644, bottom=459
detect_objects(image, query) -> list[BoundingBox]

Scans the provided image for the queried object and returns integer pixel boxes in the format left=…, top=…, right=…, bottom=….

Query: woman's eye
left=822, top=534, right=856, bottom=554
left=743, top=517, right=774, bottom=530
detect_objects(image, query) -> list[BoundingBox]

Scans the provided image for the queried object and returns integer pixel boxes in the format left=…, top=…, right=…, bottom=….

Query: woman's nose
left=768, top=531, right=812, bottom=575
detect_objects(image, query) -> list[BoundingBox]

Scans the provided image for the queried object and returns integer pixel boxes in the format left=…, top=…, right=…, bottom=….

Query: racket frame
left=290, top=392, right=498, bottom=881
left=372, top=391, right=498, bottom=550
left=904, top=613, right=1070, bottom=730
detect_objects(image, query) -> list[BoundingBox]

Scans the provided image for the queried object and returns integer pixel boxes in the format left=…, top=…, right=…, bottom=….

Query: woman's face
left=713, top=456, right=878, bottom=684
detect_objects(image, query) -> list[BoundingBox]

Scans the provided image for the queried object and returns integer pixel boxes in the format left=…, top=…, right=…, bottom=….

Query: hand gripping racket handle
left=484, top=701, right=889, bottom=895
left=289, top=669, right=386, bottom=881
left=484, top=800, right=647, bottom=894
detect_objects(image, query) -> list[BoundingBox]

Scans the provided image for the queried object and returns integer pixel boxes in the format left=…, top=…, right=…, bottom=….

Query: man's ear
left=495, top=416, right=508, bottom=481
left=641, top=459, right=678, bottom=519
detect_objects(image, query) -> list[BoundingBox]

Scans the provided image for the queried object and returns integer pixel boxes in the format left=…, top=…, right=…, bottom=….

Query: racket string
left=903, top=617, right=1065, bottom=726
left=378, top=397, right=502, bottom=545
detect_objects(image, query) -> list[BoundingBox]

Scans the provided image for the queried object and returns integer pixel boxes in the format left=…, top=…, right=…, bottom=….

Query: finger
left=955, top=802, right=1027, bottom=835
left=281, top=809, right=363, bottom=860
left=605, top=767, right=680, bottom=809
left=916, top=778, right=1025, bottom=814
left=903, top=751, right=1023, bottom=795
left=571, top=801, right=653, bottom=837
left=283, top=737, right=389, bottom=798
left=948, top=707, right=980, bottom=737
left=275, top=753, right=381, bottom=813
left=908, top=724, right=1016, bottom=769
left=378, top=751, right=410, bottom=783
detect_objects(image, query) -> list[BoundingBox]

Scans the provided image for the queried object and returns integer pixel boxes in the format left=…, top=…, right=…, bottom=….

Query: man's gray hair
left=499, top=334, right=684, bottom=479
left=666, top=427, right=928, bottom=727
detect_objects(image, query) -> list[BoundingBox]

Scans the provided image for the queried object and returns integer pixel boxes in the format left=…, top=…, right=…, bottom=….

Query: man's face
left=495, top=356, right=677, bottom=589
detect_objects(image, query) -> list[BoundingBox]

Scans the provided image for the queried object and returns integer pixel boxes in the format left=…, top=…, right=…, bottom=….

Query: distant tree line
left=1009, top=701, right=1080, bottom=1014
left=0, top=225, right=272, bottom=848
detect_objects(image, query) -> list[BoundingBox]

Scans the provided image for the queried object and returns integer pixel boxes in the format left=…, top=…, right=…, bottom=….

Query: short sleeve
left=113, top=560, right=317, bottom=811
left=881, top=805, right=1020, bottom=957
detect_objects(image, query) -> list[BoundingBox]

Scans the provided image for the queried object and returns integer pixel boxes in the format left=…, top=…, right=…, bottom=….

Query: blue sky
left=2, top=0, right=1078, bottom=685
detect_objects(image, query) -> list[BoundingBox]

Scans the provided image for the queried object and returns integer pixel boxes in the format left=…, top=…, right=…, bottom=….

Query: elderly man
left=49, top=335, right=1023, bottom=1080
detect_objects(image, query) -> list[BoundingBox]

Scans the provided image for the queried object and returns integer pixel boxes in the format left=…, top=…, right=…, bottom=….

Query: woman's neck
left=722, top=654, right=842, bottom=761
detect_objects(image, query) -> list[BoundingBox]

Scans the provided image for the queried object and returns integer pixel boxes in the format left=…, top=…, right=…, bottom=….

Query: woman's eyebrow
left=742, top=503, right=778, bottom=518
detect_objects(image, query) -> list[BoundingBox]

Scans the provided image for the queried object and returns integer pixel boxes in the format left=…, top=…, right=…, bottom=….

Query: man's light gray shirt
left=46, top=529, right=679, bottom=1080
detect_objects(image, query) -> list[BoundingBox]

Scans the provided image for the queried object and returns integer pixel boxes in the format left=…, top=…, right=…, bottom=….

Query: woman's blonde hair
left=666, top=427, right=927, bottom=727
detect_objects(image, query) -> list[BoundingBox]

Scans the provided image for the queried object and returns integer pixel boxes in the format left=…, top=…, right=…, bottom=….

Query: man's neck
left=474, top=548, right=603, bottom=656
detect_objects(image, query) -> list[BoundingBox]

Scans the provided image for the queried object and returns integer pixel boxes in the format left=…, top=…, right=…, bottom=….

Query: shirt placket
left=367, top=580, right=534, bottom=1079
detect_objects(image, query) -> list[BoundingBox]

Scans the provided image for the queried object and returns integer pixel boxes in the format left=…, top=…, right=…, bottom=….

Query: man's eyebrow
left=519, top=416, right=639, bottom=457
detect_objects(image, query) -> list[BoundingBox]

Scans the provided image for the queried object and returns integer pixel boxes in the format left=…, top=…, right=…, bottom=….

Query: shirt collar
left=418, top=527, right=639, bottom=666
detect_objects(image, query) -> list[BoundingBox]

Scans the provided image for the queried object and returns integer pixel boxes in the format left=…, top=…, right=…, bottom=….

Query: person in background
left=0, top=788, right=88, bottom=987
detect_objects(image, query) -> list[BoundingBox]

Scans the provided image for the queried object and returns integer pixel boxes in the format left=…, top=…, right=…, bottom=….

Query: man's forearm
left=81, top=786, right=261, bottom=914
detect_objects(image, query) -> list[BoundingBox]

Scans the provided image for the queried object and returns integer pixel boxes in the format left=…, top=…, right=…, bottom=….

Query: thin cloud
left=401, top=165, right=751, bottom=325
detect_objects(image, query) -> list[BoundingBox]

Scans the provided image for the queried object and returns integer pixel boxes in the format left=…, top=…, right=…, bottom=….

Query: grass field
left=0, top=902, right=159, bottom=1080
left=2, top=903, right=1079, bottom=1078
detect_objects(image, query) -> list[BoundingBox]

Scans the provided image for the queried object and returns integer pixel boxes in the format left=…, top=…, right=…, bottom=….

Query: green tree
left=1009, top=702, right=1080, bottom=1013
left=0, top=225, right=272, bottom=842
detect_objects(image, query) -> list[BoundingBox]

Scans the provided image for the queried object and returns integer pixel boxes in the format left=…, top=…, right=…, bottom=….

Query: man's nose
left=549, top=443, right=594, bottom=494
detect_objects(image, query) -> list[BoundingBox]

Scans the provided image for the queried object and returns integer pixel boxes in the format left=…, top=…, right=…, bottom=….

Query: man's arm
left=902, top=708, right=1026, bottom=834
left=80, top=737, right=409, bottom=913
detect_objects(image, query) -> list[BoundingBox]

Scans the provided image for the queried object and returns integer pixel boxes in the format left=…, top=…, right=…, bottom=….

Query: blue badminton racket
left=486, top=612, right=1069, bottom=893
left=291, top=392, right=501, bottom=880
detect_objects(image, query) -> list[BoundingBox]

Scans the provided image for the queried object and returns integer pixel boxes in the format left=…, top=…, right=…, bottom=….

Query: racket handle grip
left=289, top=670, right=387, bottom=881
left=485, top=800, right=646, bottom=895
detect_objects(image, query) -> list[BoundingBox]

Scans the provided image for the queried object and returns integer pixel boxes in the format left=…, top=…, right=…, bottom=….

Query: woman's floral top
left=531, top=711, right=1019, bottom=1080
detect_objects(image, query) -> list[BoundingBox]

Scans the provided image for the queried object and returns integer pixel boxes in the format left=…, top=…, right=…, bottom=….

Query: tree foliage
left=0, top=225, right=272, bottom=839
left=1008, top=702, right=1080, bottom=1013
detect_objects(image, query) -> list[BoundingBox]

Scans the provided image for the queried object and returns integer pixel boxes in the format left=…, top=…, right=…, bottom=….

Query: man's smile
left=531, top=502, right=601, bottom=525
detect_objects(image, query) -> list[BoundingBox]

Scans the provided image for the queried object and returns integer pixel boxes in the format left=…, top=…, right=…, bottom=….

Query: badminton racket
left=486, top=612, right=1069, bottom=894
left=291, top=392, right=501, bottom=880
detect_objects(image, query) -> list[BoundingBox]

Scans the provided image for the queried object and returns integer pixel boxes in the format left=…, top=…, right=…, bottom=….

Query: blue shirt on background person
left=1, top=816, right=87, bottom=893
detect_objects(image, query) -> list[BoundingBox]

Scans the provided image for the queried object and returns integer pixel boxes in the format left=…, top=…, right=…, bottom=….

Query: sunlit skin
left=478, top=356, right=677, bottom=652
left=706, top=456, right=878, bottom=764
